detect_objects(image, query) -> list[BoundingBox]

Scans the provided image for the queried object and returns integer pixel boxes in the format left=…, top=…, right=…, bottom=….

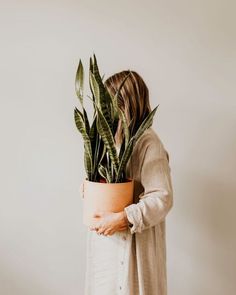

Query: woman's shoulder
left=136, top=127, right=169, bottom=161
left=137, top=127, right=161, bottom=147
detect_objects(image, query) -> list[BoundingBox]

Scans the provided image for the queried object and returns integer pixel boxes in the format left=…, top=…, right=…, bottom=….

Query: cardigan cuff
left=124, top=204, right=143, bottom=234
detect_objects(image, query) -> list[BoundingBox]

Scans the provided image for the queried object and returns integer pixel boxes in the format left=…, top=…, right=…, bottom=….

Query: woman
left=83, top=70, right=173, bottom=295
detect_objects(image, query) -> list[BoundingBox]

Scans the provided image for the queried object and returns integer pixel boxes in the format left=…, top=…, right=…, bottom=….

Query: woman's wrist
left=119, top=210, right=132, bottom=228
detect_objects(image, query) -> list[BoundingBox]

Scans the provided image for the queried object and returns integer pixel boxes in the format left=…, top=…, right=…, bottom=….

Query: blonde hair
left=104, top=70, right=152, bottom=146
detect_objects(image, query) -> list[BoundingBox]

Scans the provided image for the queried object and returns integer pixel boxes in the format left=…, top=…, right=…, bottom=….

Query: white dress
left=84, top=127, right=173, bottom=295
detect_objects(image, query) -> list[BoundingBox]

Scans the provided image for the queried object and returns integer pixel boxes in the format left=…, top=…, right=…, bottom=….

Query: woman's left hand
left=89, top=211, right=129, bottom=236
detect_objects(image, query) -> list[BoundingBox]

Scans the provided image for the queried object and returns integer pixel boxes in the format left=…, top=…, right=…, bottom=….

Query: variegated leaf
left=95, top=104, right=120, bottom=175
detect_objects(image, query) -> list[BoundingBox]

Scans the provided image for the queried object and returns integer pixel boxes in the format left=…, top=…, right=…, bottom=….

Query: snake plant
left=74, top=53, right=158, bottom=183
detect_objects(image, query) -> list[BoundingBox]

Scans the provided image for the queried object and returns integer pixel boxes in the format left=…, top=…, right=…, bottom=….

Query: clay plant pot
left=80, top=178, right=134, bottom=226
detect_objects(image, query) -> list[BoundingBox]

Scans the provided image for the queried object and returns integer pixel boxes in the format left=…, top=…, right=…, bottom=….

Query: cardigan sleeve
left=124, top=139, right=173, bottom=234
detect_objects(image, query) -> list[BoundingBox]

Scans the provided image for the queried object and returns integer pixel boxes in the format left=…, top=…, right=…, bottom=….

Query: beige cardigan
left=84, top=127, right=173, bottom=295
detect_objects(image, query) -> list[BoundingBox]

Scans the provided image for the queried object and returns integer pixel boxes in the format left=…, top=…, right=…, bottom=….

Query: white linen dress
left=84, top=127, right=173, bottom=295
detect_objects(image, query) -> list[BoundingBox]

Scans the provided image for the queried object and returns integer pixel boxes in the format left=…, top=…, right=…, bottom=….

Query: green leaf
left=89, top=71, right=100, bottom=107
left=92, top=54, right=113, bottom=130
left=98, top=164, right=112, bottom=183
left=74, top=107, right=93, bottom=178
left=133, top=105, right=159, bottom=142
left=83, top=108, right=90, bottom=135
left=118, top=107, right=130, bottom=149
left=75, top=60, right=90, bottom=134
left=115, top=137, right=135, bottom=182
left=111, top=71, right=131, bottom=117
left=115, top=105, right=159, bottom=182
left=84, top=143, right=93, bottom=180
left=89, top=114, right=97, bottom=141
left=75, top=59, right=84, bottom=106
left=95, top=104, right=120, bottom=175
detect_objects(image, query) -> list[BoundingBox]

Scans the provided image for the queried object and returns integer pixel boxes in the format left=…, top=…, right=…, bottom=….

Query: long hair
left=104, top=70, right=152, bottom=146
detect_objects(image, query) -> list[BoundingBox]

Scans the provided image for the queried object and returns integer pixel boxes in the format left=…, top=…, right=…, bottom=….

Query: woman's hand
left=89, top=210, right=129, bottom=236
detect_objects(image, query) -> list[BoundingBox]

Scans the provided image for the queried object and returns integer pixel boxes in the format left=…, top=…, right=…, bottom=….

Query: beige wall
left=0, top=0, right=235, bottom=294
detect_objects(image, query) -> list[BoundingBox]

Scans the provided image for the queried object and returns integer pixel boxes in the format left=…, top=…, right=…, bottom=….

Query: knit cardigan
left=84, top=127, right=173, bottom=295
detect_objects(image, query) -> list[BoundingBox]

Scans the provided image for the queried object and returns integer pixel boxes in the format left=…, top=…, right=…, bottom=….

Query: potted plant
left=74, top=53, right=158, bottom=226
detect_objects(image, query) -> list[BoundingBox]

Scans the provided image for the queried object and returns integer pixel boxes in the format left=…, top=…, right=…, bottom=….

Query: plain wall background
left=1, top=0, right=235, bottom=294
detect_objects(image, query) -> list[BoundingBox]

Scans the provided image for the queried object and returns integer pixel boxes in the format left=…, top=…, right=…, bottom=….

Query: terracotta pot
left=80, top=178, right=134, bottom=226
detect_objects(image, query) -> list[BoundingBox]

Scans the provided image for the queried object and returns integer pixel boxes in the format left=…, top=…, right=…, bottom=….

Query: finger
left=90, top=221, right=101, bottom=228
left=103, top=229, right=111, bottom=236
left=108, top=230, right=115, bottom=236
left=89, top=219, right=101, bottom=230
left=96, top=227, right=103, bottom=234
left=97, top=227, right=106, bottom=235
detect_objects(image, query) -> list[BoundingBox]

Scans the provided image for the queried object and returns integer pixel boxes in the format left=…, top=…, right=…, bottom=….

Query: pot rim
left=84, top=177, right=134, bottom=184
